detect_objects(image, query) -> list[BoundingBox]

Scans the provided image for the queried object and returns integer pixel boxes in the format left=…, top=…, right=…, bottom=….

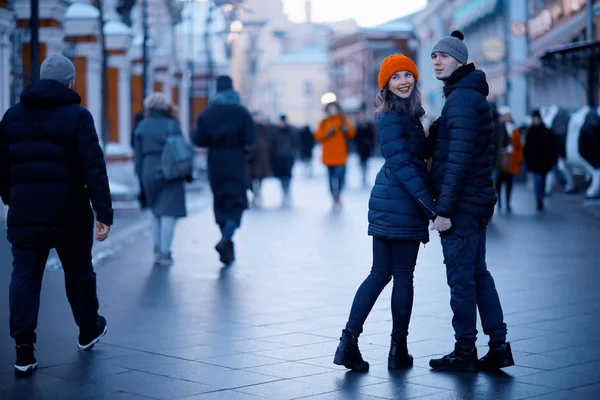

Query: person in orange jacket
left=496, top=107, right=523, bottom=213
left=314, top=102, right=356, bottom=210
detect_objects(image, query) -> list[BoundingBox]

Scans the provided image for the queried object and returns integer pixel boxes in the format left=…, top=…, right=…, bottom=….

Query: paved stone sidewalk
left=1, top=158, right=600, bottom=399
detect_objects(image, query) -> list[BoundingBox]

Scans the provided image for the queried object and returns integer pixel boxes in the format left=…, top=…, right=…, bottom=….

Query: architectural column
left=0, top=2, right=11, bottom=225
left=13, top=0, right=70, bottom=85
left=153, top=50, right=169, bottom=96
left=508, top=0, right=529, bottom=123
left=0, top=1, right=14, bottom=115
left=104, top=20, right=133, bottom=151
left=63, top=2, right=103, bottom=146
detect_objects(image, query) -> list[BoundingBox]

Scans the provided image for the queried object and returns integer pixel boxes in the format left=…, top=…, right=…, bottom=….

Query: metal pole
left=204, top=0, right=214, bottom=100
left=98, top=0, right=109, bottom=149
left=524, top=1, right=531, bottom=113
left=142, top=0, right=149, bottom=99
left=30, top=0, right=40, bottom=83
left=586, top=0, right=597, bottom=107
left=188, top=1, right=195, bottom=134
left=586, top=0, right=595, bottom=41
left=503, top=0, right=511, bottom=107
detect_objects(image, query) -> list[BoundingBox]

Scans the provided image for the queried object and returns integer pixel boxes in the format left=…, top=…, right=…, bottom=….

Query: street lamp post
left=204, top=0, right=214, bottom=100
left=30, top=0, right=40, bottom=83
left=141, top=0, right=149, bottom=99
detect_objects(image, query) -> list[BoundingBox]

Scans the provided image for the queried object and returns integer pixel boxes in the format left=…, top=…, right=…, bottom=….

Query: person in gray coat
left=134, top=92, right=189, bottom=266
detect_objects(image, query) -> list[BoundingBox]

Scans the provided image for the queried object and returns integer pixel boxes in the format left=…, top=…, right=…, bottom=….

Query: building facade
left=328, top=18, right=417, bottom=122
left=414, top=0, right=600, bottom=123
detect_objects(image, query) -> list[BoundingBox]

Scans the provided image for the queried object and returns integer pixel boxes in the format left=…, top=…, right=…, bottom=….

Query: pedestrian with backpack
left=134, top=92, right=193, bottom=266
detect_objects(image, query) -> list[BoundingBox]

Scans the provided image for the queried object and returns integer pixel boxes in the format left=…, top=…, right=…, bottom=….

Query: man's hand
left=341, top=125, right=348, bottom=134
left=96, top=221, right=111, bottom=242
left=326, top=128, right=335, bottom=137
left=431, top=216, right=452, bottom=232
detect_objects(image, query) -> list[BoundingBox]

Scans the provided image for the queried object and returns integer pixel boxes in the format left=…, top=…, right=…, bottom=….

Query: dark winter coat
left=270, top=124, right=295, bottom=179
left=430, top=64, right=497, bottom=219
left=298, top=126, right=314, bottom=160
left=134, top=110, right=187, bottom=218
left=0, top=79, right=113, bottom=247
left=192, top=90, right=255, bottom=226
left=355, top=122, right=375, bottom=161
left=493, top=117, right=511, bottom=170
left=524, top=123, right=558, bottom=174
left=368, top=112, right=437, bottom=243
left=247, top=122, right=271, bottom=180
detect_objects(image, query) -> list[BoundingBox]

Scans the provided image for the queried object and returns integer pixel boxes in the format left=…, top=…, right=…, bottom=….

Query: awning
left=451, top=0, right=500, bottom=31
left=541, top=40, right=600, bottom=70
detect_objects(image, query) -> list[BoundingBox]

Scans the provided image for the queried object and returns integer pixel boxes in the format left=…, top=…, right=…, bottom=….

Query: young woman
left=334, top=54, right=437, bottom=372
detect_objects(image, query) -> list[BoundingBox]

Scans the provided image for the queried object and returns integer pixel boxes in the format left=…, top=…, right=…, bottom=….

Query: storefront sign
left=482, top=37, right=505, bottom=62
left=528, top=0, right=589, bottom=41
left=510, top=21, right=527, bottom=36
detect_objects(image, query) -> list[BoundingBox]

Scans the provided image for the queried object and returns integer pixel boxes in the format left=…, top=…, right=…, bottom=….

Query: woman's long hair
left=375, top=86, right=425, bottom=120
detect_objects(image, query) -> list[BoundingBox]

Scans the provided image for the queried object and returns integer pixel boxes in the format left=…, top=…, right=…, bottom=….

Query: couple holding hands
left=334, top=31, right=514, bottom=373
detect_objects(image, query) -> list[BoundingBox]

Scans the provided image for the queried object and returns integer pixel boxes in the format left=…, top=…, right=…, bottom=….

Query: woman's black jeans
left=345, top=237, right=420, bottom=339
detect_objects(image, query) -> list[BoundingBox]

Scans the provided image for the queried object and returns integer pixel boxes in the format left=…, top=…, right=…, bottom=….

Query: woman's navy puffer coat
left=368, top=112, right=436, bottom=243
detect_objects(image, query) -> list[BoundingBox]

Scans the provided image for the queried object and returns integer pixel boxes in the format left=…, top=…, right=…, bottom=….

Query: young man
left=193, top=75, right=255, bottom=265
left=0, top=54, right=112, bottom=375
left=428, top=31, right=514, bottom=372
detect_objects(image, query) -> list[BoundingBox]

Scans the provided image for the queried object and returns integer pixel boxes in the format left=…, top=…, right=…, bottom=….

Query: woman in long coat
left=134, top=92, right=188, bottom=266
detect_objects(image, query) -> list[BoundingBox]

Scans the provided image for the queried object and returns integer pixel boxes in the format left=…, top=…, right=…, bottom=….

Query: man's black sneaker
left=78, top=316, right=107, bottom=351
left=429, top=344, right=479, bottom=372
left=333, top=330, right=369, bottom=372
left=15, top=344, right=37, bottom=376
left=215, top=238, right=234, bottom=265
left=479, top=342, right=515, bottom=370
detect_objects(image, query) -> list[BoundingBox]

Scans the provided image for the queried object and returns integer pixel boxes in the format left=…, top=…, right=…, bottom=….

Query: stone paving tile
left=139, top=360, right=282, bottom=390
left=96, top=370, right=215, bottom=399
left=235, top=379, right=336, bottom=399
left=1, top=160, right=600, bottom=398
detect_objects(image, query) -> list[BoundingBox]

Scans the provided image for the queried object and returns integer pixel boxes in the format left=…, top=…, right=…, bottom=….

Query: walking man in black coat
left=0, top=54, right=113, bottom=375
left=193, top=75, right=255, bottom=265
left=428, top=32, right=514, bottom=372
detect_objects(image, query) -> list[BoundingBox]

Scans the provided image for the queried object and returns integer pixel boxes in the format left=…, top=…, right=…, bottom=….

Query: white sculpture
left=540, top=105, right=600, bottom=199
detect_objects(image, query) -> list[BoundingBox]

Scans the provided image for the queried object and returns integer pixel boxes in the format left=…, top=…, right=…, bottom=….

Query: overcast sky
left=281, top=0, right=428, bottom=27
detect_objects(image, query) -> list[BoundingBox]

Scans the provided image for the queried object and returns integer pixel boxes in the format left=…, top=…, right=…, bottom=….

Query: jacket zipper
left=418, top=198, right=435, bottom=218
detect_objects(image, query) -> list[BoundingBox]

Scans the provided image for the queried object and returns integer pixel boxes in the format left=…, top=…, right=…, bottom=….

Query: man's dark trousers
left=9, top=220, right=100, bottom=345
left=440, top=214, right=507, bottom=349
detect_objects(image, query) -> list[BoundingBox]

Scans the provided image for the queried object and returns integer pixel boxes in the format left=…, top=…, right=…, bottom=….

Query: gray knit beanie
left=40, top=54, right=76, bottom=85
left=432, top=30, right=468, bottom=65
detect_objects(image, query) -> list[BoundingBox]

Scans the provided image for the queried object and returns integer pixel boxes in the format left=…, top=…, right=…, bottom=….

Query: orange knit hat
left=378, top=54, right=419, bottom=90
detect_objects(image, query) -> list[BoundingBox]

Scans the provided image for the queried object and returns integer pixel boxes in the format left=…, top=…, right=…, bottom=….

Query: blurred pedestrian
left=354, top=113, right=375, bottom=186
left=193, top=75, right=255, bottom=265
left=134, top=92, right=191, bottom=266
left=524, top=109, right=558, bottom=211
left=0, top=54, right=112, bottom=375
left=334, top=54, right=436, bottom=372
left=496, top=106, right=523, bottom=213
left=314, top=102, right=355, bottom=211
left=298, top=125, right=315, bottom=176
left=271, top=114, right=296, bottom=207
left=247, top=112, right=271, bottom=207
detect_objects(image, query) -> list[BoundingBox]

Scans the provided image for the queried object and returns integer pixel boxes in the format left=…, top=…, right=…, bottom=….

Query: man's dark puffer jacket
left=0, top=79, right=113, bottom=246
left=429, top=64, right=497, bottom=219
left=368, top=112, right=436, bottom=244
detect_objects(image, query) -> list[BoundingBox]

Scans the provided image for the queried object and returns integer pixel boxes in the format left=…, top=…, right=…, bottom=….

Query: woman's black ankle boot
left=333, top=330, right=369, bottom=372
left=388, top=336, right=413, bottom=370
